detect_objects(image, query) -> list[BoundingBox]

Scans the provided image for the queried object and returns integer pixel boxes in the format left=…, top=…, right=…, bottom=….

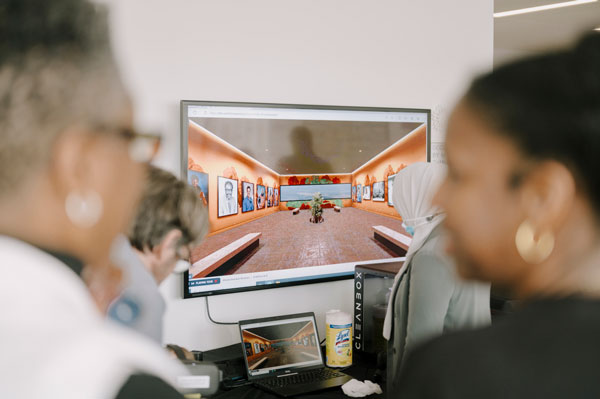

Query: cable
left=205, top=296, right=237, bottom=325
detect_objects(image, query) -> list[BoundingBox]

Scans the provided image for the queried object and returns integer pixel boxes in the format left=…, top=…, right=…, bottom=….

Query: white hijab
left=382, top=162, right=447, bottom=339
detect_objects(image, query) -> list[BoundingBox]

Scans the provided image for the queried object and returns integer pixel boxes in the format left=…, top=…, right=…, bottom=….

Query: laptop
left=238, top=312, right=353, bottom=397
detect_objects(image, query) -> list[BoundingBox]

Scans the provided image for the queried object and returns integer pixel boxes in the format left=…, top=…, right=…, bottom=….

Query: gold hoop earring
left=515, top=220, right=555, bottom=264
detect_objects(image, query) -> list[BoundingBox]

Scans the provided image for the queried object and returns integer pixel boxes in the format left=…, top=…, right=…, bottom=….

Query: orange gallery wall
left=288, top=322, right=318, bottom=347
left=351, top=124, right=427, bottom=220
left=242, top=330, right=273, bottom=363
left=188, top=121, right=280, bottom=235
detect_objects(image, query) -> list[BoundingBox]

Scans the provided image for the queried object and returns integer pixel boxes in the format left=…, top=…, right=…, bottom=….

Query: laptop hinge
left=277, top=372, right=298, bottom=378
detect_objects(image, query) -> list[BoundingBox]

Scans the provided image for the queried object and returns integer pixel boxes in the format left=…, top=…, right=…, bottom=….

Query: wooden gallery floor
left=191, top=207, right=405, bottom=275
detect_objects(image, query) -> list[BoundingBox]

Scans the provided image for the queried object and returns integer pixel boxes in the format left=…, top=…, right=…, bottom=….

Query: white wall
left=99, top=0, right=493, bottom=350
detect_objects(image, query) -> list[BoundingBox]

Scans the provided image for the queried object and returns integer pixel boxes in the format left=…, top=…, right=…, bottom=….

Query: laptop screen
left=240, top=314, right=323, bottom=377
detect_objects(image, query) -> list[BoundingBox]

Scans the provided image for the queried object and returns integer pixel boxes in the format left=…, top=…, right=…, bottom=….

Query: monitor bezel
left=181, top=100, right=431, bottom=298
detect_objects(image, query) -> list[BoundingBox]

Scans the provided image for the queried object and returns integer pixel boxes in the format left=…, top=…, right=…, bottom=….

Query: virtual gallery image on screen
left=240, top=315, right=322, bottom=376
left=181, top=101, right=430, bottom=297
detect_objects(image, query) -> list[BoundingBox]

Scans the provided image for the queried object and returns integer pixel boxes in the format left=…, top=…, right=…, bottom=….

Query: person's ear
left=50, top=129, right=101, bottom=203
left=152, top=229, right=183, bottom=262
left=520, top=160, right=576, bottom=233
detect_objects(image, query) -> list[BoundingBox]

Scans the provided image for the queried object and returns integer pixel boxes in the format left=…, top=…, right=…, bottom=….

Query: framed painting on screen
left=256, top=184, right=266, bottom=209
left=372, top=181, right=385, bottom=202
left=267, top=187, right=274, bottom=207
left=388, top=174, right=396, bottom=206
left=242, top=181, right=254, bottom=212
left=217, top=176, right=238, bottom=217
left=187, top=170, right=209, bottom=207
left=363, top=184, right=371, bottom=200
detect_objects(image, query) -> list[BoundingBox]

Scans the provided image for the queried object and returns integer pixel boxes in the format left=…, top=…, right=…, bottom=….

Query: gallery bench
left=372, top=225, right=411, bottom=256
left=190, top=232, right=261, bottom=278
left=249, top=357, right=268, bottom=370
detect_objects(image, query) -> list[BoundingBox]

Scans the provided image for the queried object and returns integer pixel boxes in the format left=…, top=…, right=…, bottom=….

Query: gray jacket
left=387, top=225, right=490, bottom=390
left=108, top=235, right=166, bottom=344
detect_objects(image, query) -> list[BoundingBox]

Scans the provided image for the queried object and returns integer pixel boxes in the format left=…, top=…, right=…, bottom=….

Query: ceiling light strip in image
left=494, top=0, right=597, bottom=18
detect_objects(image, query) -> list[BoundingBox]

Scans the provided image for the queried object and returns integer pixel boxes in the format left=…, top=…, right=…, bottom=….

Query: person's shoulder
left=397, top=324, right=503, bottom=397
left=398, top=299, right=600, bottom=398
left=408, top=323, right=485, bottom=360
left=405, top=309, right=535, bottom=373
left=418, top=226, right=446, bottom=254
left=410, top=238, right=451, bottom=277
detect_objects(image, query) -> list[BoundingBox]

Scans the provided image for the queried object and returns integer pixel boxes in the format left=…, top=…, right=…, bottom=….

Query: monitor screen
left=181, top=101, right=430, bottom=297
left=240, top=314, right=322, bottom=377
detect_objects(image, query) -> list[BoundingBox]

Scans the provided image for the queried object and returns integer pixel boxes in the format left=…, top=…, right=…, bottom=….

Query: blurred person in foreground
left=166, top=344, right=196, bottom=362
left=109, top=165, right=208, bottom=343
left=0, top=0, right=187, bottom=397
left=384, top=162, right=490, bottom=391
left=396, top=33, right=600, bottom=398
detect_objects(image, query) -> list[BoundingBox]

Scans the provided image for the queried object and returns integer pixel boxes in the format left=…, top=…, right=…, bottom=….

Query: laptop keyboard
left=257, top=368, right=347, bottom=388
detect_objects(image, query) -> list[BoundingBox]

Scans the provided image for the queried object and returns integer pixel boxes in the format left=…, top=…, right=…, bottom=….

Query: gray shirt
left=108, top=236, right=166, bottom=344
left=387, top=225, right=490, bottom=390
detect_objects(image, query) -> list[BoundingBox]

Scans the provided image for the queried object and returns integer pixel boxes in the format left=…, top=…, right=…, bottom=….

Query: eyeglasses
left=117, top=127, right=161, bottom=163
left=94, top=125, right=162, bottom=163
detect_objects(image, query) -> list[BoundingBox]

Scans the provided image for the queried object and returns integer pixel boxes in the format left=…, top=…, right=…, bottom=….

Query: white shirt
left=0, top=236, right=186, bottom=399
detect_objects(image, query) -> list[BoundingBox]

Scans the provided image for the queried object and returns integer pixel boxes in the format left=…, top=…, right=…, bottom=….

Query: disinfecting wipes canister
left=325, top=310, right=352, bottom=367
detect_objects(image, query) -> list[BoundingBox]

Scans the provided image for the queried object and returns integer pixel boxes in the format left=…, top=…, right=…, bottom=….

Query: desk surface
left=204, top=345, right=384, bottom=399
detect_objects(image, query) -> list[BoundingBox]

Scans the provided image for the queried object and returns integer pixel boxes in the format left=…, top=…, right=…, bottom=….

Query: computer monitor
left=181, top=101, right=430, bottom=298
